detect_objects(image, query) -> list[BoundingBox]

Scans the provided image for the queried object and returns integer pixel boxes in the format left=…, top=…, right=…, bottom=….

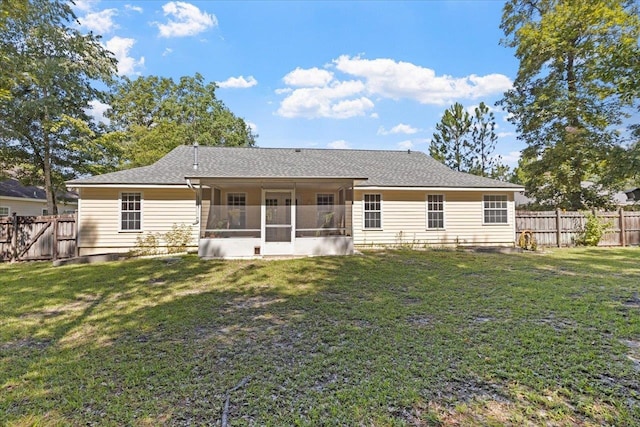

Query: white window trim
left=119, top=191, right=143, bottom=232
left=225, top=191, right=247, bottom=228
left=0, top=206, right=9, bottom=217
left=482, top=194, right=509, bottom=225
left=426, top=194, right=446, bottom=230
left=362, top=193, right=383, bottom=230
left=316, top=192, right=336, bottom=207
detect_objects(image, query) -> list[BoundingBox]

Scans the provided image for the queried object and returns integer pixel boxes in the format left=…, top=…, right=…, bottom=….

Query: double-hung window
left=483, top=195, right=508, bottom=224
left=363, top=194, right=381, bottom=229
left=227, top=193, right=246, bottom=229
left=121, top=192, right=142, bottom=231
left=426, top=195, right=444, bottom=229
left=0, top=206, right=9, bottom=217
left=317, top=193, right=335, bottom=228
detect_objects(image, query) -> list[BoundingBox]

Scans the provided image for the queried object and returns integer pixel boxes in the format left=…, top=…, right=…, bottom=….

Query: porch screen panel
left=265, top=191, right=291, bottom=242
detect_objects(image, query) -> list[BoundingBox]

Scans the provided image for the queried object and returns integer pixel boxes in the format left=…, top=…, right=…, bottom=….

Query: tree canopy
left=430, top=102, right=508, bottom=179
left=500, top=0, right=640, bottom=209
left=105, top=74, right=257, bottom=168
left=0, top=0, right=117, bottom=213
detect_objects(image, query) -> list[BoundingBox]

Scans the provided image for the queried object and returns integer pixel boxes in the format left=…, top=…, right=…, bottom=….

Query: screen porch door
left=261, top=190, right=294, bottom=255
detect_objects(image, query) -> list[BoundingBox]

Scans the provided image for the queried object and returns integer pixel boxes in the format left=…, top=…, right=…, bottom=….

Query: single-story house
left=0, top=179, right=78, bottom=217
left=66, top=145, right=524, bottom=258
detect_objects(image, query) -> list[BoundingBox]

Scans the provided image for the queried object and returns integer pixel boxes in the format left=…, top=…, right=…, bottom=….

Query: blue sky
left=75, top=0, right=523, bottom=167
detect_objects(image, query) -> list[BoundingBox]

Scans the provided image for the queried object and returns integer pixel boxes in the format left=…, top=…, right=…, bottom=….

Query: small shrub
left=518, top=230, right=537, bottom=251
left=132, top=232, right=161, bottom=256
left=164, top=223, right=193, bottom=254
left=576, top=213, right=610, bottom=246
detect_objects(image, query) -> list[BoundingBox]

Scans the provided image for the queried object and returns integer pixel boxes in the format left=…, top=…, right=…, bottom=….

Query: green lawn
left=1, top=248, right=639, bottom=426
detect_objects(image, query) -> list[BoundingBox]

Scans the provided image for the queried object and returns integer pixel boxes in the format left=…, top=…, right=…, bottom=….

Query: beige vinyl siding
left=0, top=197, right=76, bottom=216
left=353, top=189, right=516, bottom=247
left=77, top=187, right=198, bottom=255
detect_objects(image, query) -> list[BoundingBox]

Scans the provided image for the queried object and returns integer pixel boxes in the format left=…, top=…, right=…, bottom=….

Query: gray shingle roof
left=1, top=179, right=78, bottom=201
left=67, top=146, right=523, bottom=189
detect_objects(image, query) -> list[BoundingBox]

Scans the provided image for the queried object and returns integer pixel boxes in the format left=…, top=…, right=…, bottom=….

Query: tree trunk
left=42, top=132, right=58, bottom=215
left=42, top=98, right=58, bottom=215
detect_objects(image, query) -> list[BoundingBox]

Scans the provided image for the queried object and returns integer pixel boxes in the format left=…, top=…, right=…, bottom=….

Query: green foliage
left=164, top=223, right=193, bottom=254
left=131, top=232, right=162, bottom=256
left=499, top=0, right=640, bottom=209
left=431, top=102, right=509, bottom=179
left=0, top=0, right=117, bottom=214
left=105, top=74, right=257, bottom=168
left=430, top=102, right=472, bottom=172
left=576, top=213, right=611, bottom=246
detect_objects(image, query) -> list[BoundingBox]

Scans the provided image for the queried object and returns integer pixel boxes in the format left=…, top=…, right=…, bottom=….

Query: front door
left=262, top=190, right=294, bottom=255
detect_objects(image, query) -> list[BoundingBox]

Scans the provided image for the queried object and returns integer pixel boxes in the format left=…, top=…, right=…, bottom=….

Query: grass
left=1, top=248, right=639, bottom=426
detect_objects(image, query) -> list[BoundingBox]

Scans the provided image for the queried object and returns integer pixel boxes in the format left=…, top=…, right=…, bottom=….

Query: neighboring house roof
left=0, top=179, right=78, bottom=202
left=67, top=146, right=523, bottom=189
left=624, top=188, right=640, bottom=204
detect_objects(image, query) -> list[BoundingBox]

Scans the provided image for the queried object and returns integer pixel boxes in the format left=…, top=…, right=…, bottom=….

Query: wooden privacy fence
left=516, top=209, right=640, bottom=247
left=0, top=213, right=77, bottom=262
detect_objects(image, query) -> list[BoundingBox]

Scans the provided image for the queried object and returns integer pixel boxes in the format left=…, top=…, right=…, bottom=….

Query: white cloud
left=162, top=48, right=173, bottom=56
left=79, top=8, right=118, bottom=33
left=247, top=121, right=258, bottom=133
left=104, top=36, right=145, bottom=76
left=156, top=2, right=217, bottom=38
left=125, top=4, right=143, bottom=13
left=501, top=151, right=521, bottom=166
left=397, top=140, right=414, bottom=150
left=328, top=140, right=350, bottom=149
left=378, top=123, right=419, bottom=135
left=283, top=67, right=334, bottom=87
left=217, top=75, right=258, bottom=89
left=333, top=55, right=512, bottom=105
left=73, top=0, right=100, bottom=12
left=497, top=131, right=516, bottom=138
left=277, top=80, right=373, bottom=119
left=276, top=55, right=512, bottom=120
left=370, top=112, right=379, bottom=119
left=86, top=100, right=111, bottom=124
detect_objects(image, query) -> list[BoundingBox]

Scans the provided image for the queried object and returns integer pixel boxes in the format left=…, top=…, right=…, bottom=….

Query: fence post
left=52, top=216, right=59, bottom=261
left=556, top=209, right=562, bottom=247
left=74, top=211, right=79, bottom=258
left=10, top=213, right=18, bottom=262
left=620, top=207, right=626, bottom=247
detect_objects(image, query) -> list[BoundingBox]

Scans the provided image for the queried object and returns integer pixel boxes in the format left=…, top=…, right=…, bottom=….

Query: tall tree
left=470, top=102, right=503, bottom=178
left=500, top=0, right=640, bottom=209
left=105, top=74, right=257, bottom=168
left=430, top=102, right=508, bottom=179
left=430, top=102, right=472, bottom=172
left=0, top=0, right=117, bottom=214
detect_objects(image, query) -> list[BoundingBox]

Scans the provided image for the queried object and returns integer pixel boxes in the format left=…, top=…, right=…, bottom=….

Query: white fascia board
left=66, top=184, right=191, bottom=189
left=354, top=186, right=525, bottom=192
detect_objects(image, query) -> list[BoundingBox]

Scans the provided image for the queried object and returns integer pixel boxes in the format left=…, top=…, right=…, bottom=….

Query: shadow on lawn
left=2, top=250, right=639, bottom=425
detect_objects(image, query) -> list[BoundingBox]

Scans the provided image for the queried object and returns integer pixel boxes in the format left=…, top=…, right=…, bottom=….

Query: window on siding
left=364, top=194, right=381, bottom=229
left=483, top=195, right=508, bottom=224
left=121, top=192, right=142, bottom=231
left=42, top=208, right=49, bottom=216
left=227, top=193, right=246, bottom=228
left=0, top=206, right=9, bottom=217
left=427, top=195, right=444, bottom=229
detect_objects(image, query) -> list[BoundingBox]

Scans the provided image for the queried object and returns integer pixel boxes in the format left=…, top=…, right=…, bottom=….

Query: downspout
left=186, top=178, right=200, bottom=226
